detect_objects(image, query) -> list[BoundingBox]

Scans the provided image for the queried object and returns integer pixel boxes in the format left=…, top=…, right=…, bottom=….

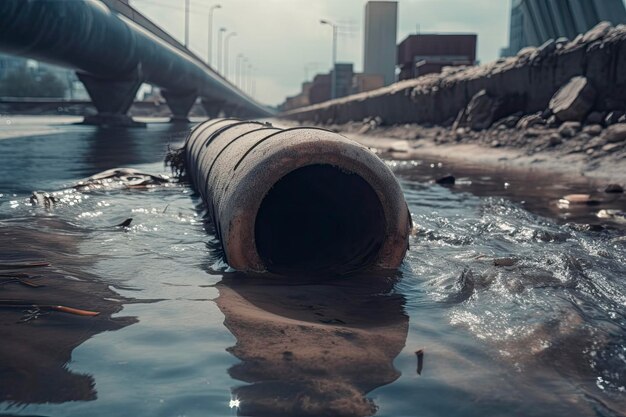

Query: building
left=281, top=63, right=387, bottom=111
left=353, top=73, right=385, bottom=94
left=332, top=63, right=354, bottom=99
left=308, top=73, right=332, bottom=105
left=282, top=81, right=312, bottom=112
left=397, top=34, right=477, bottom=80
left=502, top=0, right=626, bottom=56
left=363, top=1, right=398, bottom=86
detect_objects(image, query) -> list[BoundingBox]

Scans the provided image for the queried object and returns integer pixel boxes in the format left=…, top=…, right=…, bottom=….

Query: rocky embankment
left=282, top=22, right=626, bottom=182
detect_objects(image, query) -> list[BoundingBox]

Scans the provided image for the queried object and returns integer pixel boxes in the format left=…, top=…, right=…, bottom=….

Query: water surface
left=0, top=116, right=625, bottom=416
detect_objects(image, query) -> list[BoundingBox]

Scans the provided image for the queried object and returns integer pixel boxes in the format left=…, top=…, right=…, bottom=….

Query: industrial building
left=502, top=0, right=626, bottom=56
left=363, top=1, right=398, bottom=86
left=397, top=34, right=477, bottom=80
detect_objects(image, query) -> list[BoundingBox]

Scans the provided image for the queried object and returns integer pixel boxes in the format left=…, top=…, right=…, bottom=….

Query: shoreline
left=278, top=120, right=626, bottom=185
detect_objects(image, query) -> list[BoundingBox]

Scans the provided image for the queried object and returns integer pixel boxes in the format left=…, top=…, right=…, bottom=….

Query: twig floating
left=0, top=261, right=50, bottom=269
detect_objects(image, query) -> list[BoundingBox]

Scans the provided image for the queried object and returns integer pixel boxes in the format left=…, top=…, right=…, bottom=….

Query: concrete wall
left=283, top=23, right=626, bottom=127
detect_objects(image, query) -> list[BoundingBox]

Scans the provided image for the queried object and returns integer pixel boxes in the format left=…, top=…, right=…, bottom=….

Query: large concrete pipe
left=185, top=119, right=411, bottom=275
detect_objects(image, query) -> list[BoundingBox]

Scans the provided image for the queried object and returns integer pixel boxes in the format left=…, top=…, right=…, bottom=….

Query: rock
left=602, top=143, right=621, bottom=153
left=533, top=39, right=557, bottom=61
left=548, top=133, right=562, bottom=146
left=495, top=113, right=522, bottom=128
left=517, top=46, right=537, bottom=58
left=524, top=128, right=543, bottom=138
left=358, top=123, right=372, bottom=134
left=605, top=184, right=624, bottom=193
left=389, top=140, right=410, bottom=153
left=516, top=113, right=544, bottom=129
left=559, top=121, right=581, bottom=138
left=546, top=115, right=559, bottom=127
left=465, top=90, right=498, bottom=131
left=605, top=111, right=625, bottom=126
left=549, top=76, right=597, bottom=122
left=555, top=37, right=569, bottom=48
left=436, top=175, right=456, bottom=185
left=585, top=111, right=605, bottom=125
left=582, top=124, right=603, bottom=136
left=491, top=140, right=500, bottom=147
left=560, top=194, right=601, bottom=205
left=541, top=108, right=553, bottom=119
left=597, top=209, right=626, bottom=223
left=493, top=257, right=518, bottom=267
left=603, top=123, right=626, bottom=143
left=581, top=21, right=612, bottom=44
left=583, top=136, right=607, bottom=150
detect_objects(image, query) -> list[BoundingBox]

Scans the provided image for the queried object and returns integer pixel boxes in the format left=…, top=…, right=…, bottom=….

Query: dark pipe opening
left=255, top=164, right=386, bottom=275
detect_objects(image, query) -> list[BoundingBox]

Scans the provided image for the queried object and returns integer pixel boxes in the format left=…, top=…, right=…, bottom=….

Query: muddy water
left=0, top=117, right=625, bottom=417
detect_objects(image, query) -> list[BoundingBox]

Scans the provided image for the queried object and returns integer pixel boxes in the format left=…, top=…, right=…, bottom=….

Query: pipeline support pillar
left=201, top=98, right=225, bottom=119
left=77, top=71, right=144, bottom=127
left=162, top=89, right=198, bottom=123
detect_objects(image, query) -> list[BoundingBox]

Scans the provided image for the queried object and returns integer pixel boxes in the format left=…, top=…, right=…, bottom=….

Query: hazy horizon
left=130, top=0, right=626, bottom=106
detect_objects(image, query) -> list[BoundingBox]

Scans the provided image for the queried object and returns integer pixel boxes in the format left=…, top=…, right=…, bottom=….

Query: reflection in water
left=0, top=217, right=135, bottom=405
left=216, top=274, right=408, bottom=417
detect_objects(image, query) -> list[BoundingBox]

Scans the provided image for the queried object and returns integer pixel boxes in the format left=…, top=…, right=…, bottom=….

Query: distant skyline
left=129, top=0, right=623, bottom=106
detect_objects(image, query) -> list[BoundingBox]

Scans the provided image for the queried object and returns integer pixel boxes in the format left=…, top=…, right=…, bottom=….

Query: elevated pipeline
left=184, top=119, right=411, bottom=275
left=0, top=0, right=272, bottom=119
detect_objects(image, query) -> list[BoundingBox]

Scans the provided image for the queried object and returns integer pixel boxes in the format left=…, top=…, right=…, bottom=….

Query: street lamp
left=184, top=0, right=190, bottom=47
left=207, top=4, right=221, bottom=65
left=224, top=32, right=237, bottom=80
left=247, top=63, right=252, bottom=95
left=320, top=19, right=337, bottom=99
left=216, top=27, right=227, bottom=74
left=240, top=57, right=249, bottom=91
left=235, top=53, right=244, bottom=87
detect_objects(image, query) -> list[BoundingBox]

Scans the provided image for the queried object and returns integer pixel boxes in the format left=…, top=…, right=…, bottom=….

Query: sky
left=130, top=0, right=513, bottom=106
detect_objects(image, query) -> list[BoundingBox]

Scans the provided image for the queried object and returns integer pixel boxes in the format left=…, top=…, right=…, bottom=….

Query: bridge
left=0, top=0, right=274, bottom=125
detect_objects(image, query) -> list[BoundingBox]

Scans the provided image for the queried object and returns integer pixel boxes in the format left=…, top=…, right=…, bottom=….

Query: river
left=0, top=116, right=625, bottom=417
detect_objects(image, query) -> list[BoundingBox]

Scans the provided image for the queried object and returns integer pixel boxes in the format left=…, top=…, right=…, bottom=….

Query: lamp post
left=184, top=0, right=190, bottom=47
left=235, top=53, right=244, bottom=87
left=247, top=63, right=252, bottom=95
left=240, top=57, right=249, bottom=91
left=216, top=27, right=227, bottom=74
left=320, top=19, right=337, bottom=99
left=224, top=32, right=237, bottom=80
left=207, top=4, right=221, bottom=65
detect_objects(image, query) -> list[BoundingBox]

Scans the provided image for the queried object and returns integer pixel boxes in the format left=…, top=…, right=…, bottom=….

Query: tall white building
left=363, top=1, right=398, bottom=86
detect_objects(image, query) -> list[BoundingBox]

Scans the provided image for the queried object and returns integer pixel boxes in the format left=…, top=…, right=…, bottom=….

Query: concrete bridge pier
left=77, top=72, right=145, bottom=127
left=201, top=98, right=225, bottom=119
left=162, top=89, right=198, bottom=123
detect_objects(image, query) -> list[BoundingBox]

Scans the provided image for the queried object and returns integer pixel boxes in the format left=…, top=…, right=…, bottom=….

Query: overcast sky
left=129, top=0, right=515, bottom=105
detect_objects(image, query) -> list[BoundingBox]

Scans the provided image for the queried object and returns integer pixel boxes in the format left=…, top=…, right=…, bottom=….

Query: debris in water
left=559, top=194, right=601, bottom=205
left=0, top=300, right=100, bottom=317
left=415, top=349, right=424, bottom=375
left=0, top=273, right=43, bottom=288
left=436, top=175, right=456, bottom=185
left=0, top=261, right=50, bottom=269
left=493, top=257, right=519, bottom=267
left=114, top=218, right=133, bottom=228
left=604, top=183, right=623, bottom=194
